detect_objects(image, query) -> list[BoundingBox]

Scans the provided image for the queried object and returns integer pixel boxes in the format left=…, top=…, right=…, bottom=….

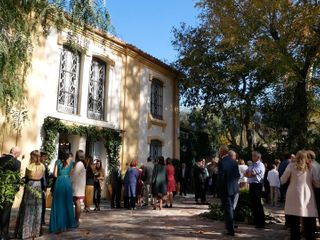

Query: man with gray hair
left=0, top=146, right=21, bottom=240
left=228, top=150, right=237, bottom=161
left=245, top=151, right=266, bottom=229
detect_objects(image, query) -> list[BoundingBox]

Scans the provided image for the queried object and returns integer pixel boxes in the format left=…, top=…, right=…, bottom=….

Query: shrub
left=202, top=189, right=254, bottom=224
left=201, top=202, right=224, bottom=220
left=0, top=169, right=23, bottom=208
left=235, top=189, right=254, bottom=223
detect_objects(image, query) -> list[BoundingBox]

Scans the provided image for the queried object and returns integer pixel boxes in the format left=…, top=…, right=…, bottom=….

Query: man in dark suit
left=180, top=163, right=190, bottom=196
left=111, top=165, right=122, bottom=208
left=40, top=151, right=49, bottom=225
left=218, top=145, right=240, bottom=236
left=0, top=147, right=21, bottom=240
left=193, top=158, right=207, bottom=204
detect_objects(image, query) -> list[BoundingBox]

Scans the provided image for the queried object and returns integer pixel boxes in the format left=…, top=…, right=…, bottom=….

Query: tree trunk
left=244, top=114, right=253, bottom=150
left=289, top=79, right=308, bottom=150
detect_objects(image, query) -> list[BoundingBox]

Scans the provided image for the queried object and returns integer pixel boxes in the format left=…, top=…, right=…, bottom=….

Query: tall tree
left=173, top=0, right=320, bottom=150
left=180, top=108, right=220, bottom=159
left=173, top=16, right=274, bottom=150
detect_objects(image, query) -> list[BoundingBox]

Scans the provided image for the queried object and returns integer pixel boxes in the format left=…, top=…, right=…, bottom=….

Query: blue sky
left=107, top=0, right=200, bottom=63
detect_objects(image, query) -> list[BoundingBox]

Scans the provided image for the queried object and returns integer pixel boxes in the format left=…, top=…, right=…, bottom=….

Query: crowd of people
left=111, top=156, right=177, bottom=210
left=216, top=145, right=320, bottom=239
left=0, top=147, right=182, bottom=239
left=0, top=147, right=106, bottom=239
left=0, top=144, right=320, bottom=239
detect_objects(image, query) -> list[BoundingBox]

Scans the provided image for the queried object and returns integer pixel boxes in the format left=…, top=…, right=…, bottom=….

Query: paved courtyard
left=10, top=195, right=292, bottom=239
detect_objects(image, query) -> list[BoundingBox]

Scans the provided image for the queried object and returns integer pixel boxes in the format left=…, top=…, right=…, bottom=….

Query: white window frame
left=57, top=46, right=81, bottom=115
left=87, top=57, right=106, bottom=120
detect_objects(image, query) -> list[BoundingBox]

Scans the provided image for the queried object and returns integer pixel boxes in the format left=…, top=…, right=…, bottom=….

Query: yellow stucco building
left=1, top=24, right=180, bottom=204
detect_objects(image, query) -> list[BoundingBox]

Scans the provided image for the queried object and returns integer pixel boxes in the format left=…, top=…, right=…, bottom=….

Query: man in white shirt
left=267, top=164, right=280, bottom=206
left=245, top=151, right=266, bottom=228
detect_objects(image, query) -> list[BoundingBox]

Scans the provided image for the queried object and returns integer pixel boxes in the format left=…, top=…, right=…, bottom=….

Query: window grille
left=150, top=140, right=162, bottom=161
left=150, top=79, right=163, bottom=119
left=88, top=58, right=106, bottom=120
left=57, top=47, right=81, bottom=114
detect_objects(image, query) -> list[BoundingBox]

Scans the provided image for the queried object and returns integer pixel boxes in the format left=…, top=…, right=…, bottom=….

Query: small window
left=150, top=140, right=162, bottom=161
left=57, top=46, right=81, bottom=114
left=150, top=79, right=163, bottom=120
left=88, top=58, right=106, bottom=120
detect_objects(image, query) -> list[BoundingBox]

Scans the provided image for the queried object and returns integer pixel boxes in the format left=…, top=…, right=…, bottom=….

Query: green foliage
left=0, top=168, right=23, bottom=208
left=0, top=0, right=113, bottom=118
left=42, top=117, right=122, bottom=177
left=201, top=202, right=224, bottom=221
left=102, top=126, right=122, bottom=183
left=235, top=189, right=253, bottom=223
left=234, top=145, right=278, bottom=165
left=180, top=109, right=219, bottom=162
left=173, top=0, right=320, bottom=152
left=202, top=189, right=254, bottom=224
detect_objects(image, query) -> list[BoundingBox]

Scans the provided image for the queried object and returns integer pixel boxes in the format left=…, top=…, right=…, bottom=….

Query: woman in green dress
left=49, top=152, right=77, bottom=233
left=152, top=156, right=167, bottom=210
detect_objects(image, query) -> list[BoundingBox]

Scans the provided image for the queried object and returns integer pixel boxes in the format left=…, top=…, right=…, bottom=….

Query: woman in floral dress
left=16, top=150, right=45, bottom=239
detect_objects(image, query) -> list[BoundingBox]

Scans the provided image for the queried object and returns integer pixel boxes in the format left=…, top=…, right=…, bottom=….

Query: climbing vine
left=0, top=0, right=113, bottom=117
left=42, top=117, right=122, bottom=172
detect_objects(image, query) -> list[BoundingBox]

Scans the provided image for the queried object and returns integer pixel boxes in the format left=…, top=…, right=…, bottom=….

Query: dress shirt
left=246, top=160, right=265, bottom=184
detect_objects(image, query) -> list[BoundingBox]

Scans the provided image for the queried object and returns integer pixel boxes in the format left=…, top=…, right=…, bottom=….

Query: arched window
left=150, top=79, right=163, bottom=120
left=88, top=57, right=106, bottom=120
left=57, top=46, right=81, bottom=114
left=150, top=140, right=162, bottom=160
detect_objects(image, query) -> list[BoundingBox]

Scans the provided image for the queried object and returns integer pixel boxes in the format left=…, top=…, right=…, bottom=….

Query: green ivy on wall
left=42, top=117, right=122, bottom=176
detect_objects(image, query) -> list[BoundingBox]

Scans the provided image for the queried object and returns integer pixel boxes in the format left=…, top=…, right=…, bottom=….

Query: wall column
left=79, top=53, right=91, bottom=117
left=68, top=135, right=87, bottom=155
left=172, top=78, right=180, bottom=160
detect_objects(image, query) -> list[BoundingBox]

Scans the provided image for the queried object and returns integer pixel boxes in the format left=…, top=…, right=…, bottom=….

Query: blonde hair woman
left=281, top=150, right=320, bottom=240
left=16, top=150, right=45, bottom=239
